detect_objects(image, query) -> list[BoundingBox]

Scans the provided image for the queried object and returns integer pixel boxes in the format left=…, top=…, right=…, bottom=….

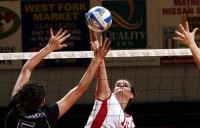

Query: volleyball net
left=0, top=49, right=200, bottom=127
left=0, top=48, right=193, bottom=60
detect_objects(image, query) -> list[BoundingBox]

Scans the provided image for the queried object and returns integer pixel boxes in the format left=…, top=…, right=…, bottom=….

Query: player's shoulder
left=5, top=109, right=21, bottom=127
left=5, top=109, right=50, bottom=128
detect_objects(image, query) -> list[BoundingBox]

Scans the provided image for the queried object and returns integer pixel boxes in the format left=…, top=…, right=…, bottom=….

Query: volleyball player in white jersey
left=174, top=21, right=200, bottom=69
left=85, top=30, right=136, bottom=128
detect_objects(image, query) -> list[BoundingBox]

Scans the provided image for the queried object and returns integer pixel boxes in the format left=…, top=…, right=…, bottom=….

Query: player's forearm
left=57, top=57, right=101, bottom=118
left=78, top=57, right=101, bottom=91
left=97, top=60, right=108, bottom=81
left=96, top=60, right=110, bottom=99
left=188, top=43, right=200, bottom=69
left=12, top=46, right=53, bottom=97
left=23, top=45, right=53, bottom=71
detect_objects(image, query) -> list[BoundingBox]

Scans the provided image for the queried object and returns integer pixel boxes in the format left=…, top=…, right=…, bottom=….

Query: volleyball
left=86, top=6, right=112, bottom=32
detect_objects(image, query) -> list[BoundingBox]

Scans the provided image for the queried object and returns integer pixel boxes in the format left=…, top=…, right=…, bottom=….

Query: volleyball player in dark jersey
left=5, top=28, right=111, bottom=128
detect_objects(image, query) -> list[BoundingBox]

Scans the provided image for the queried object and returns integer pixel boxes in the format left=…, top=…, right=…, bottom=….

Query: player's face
left=113, top=80, right=133, bottom=99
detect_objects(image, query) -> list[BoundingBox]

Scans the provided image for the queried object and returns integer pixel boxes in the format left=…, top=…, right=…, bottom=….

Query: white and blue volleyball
left=86, top=6, right=112, bottom=32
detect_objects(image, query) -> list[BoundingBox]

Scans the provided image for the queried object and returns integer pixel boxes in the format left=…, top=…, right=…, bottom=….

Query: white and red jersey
left=85, top=93, right=135, bottom=128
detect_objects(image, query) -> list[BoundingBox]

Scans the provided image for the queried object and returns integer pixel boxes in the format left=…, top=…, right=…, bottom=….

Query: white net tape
left=0, top=48, right=192, bottom=60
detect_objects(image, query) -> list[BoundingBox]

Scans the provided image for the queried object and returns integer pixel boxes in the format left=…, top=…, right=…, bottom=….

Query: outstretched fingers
left=101, top=38, right=111, bottom=54
left=55, top=28, right=63, bottom=37
left=174, top=31, right=184, bottom=39
left=48, top=28, right=71, bottom=50
left=185, top=21, right=189, bottom=32
left=93, top=37, right=111, bottom=60
left=58, top=32, right=70, bottom=49
left=174, top=21, right=199, bottom=46
left=104, top=42, right=111, bottom=56
left=179, top=23, right=187, bottom=36
left=192, top=28, right=199, bottom=35
left=60, top=33, right=71, bottom=43
left=59, top=30, right=68, bottom=39
left=104, top=39, right=111, bottom=51
left=50, top=28, right=53, bottom=37
left=102, top=38, right=108, bottom=48
left=174, top=22, right=189, bottom=41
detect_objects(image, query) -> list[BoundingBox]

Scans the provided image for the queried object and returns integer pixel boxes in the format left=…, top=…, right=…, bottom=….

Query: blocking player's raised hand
left=174, top=21, right=198, bottom=47
left=174, top=21, right=200, bottom=70
left=91, top=37, right=111, bottom=61
left=12, top=28, right=71, bottom=97
left=48, top=28, right=70, bottom=51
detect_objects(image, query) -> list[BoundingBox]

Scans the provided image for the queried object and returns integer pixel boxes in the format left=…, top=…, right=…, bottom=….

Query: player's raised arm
left=11, top=28, right=70, bottom=98
left=56, top=37, right=111, bottom=118
left=174, top=21, right=200, bottom=69
left=89, top=30, right=111, bottom=100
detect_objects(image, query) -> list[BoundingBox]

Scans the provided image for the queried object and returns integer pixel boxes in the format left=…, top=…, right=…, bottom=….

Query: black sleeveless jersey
left=5, top=100, right=59, bottom=128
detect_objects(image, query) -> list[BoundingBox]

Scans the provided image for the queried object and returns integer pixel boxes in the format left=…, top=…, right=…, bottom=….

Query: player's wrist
left=188, top=42, right=198, bottom=48
left=93, top=56, right=101, bottom=63
left=46, top=44, right=54, bottom=52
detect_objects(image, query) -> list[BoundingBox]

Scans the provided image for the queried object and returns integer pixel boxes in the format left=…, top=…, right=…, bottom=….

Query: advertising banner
left=0, top=1, right=21, bottom=69
left=21, top=0, right=90, bottom=67
left=160, top=0, right=199, bottom=65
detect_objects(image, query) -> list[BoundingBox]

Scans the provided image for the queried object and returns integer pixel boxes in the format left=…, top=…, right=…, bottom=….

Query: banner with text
left=21, top=0, right=90, bottom=67
left=90, top=0, right=152, bottom=66
left=0, top=1, right=21, bottom=69
left=160, top=0, right=199, bottom=65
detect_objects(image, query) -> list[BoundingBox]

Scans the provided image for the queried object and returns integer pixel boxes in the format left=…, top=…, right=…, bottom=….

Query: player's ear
left=40, top=98, right=46, bottom=107
left=130, top=93, right=134, bottom=99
